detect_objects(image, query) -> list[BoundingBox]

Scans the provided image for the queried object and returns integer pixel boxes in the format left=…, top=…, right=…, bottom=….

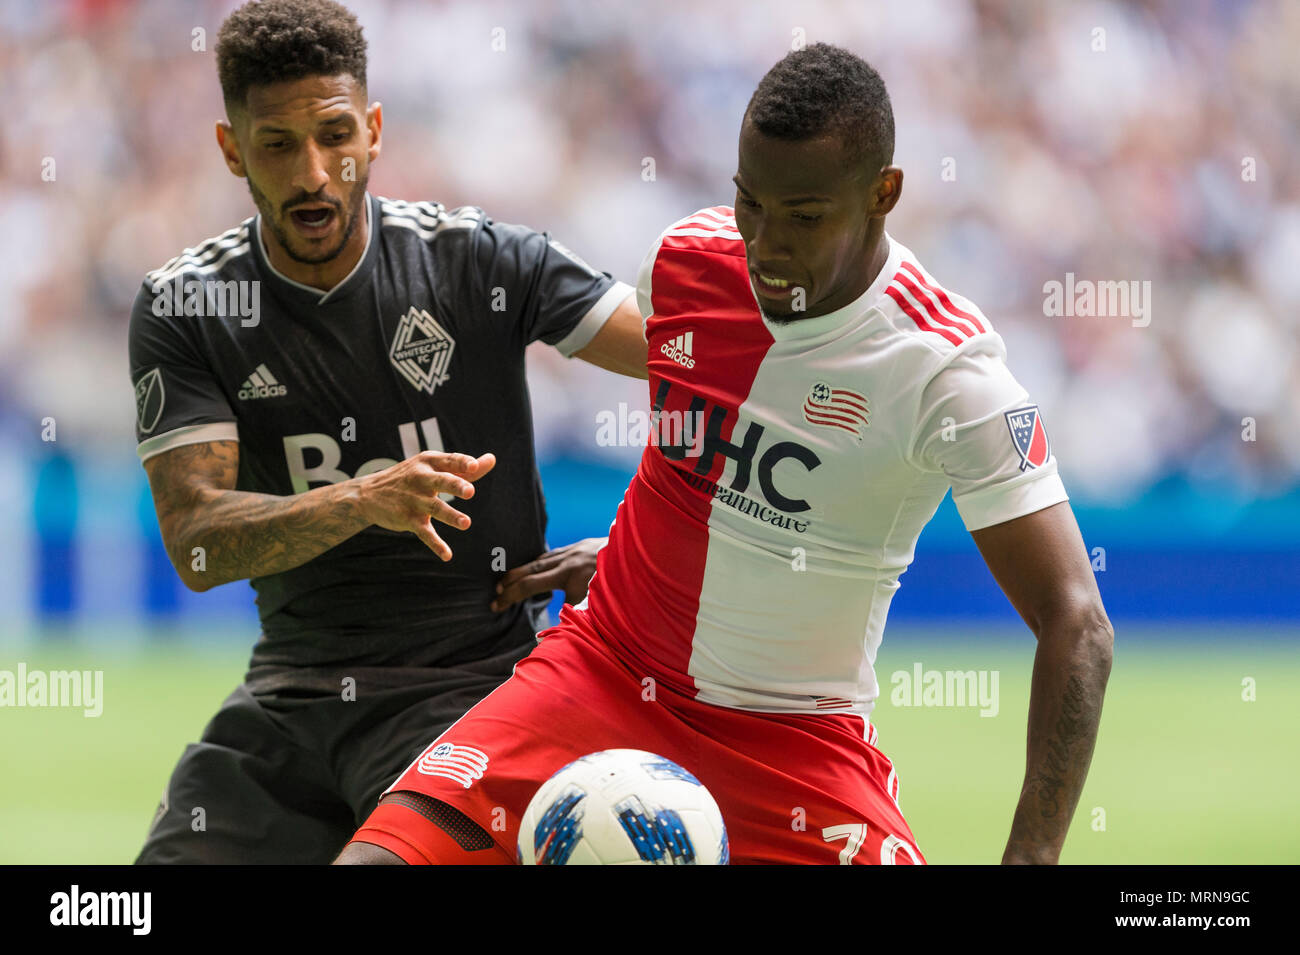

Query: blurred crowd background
left=1, top=0, right=1296, bottom=634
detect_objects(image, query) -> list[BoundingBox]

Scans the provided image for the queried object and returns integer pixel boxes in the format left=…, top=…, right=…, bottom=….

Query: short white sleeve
left=634, top=233, right=664, bottom=339
left=909, top=341, right=1068, bottom=531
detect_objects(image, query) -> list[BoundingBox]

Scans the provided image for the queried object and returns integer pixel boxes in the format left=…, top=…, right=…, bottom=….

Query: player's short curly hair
left=744, top=43, right=894, bottom=176
left=216, top=0, right=367, bottom=111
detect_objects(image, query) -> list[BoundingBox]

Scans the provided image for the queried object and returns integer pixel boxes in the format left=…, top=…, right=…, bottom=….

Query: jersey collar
left=252, top=193, right=379, bottom=306
left=755, top=232, right=901, bottom=342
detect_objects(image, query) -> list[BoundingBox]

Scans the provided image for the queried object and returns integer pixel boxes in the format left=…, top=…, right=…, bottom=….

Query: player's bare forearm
left=146, top=441, right=369, bottom=590
left=1002, top=619, right=1112, bottom=864
left=146, top=440, right=496, bottom=591
left=572, top=294, right=648, bottom=379
left=968, top=502, right=1114, bottom=865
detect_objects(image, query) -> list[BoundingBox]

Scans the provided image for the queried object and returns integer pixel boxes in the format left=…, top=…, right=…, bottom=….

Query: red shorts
left=351, top=607, right=924, bottom=865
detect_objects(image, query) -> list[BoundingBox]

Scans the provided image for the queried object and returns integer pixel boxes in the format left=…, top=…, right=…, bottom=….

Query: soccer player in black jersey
left=128, top=0, right=647, bottom=863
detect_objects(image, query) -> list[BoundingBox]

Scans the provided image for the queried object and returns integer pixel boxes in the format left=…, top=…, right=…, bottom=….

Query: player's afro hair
left=744, top=43, right=894, bottom=176
left=216, top=0, right=367, bottom=111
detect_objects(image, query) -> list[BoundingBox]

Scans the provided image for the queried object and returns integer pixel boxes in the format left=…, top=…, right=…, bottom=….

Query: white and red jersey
left=578, top=206, right=1067, bottom=716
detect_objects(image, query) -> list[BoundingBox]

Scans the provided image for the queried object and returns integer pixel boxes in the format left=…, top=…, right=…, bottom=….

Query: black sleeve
left=468, top=214, right=632, bottom=355
left=128, top=275, right=238, bottom=462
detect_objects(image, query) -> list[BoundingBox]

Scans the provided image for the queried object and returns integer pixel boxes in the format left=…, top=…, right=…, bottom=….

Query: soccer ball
left=517, top=749, right=729, bottom=865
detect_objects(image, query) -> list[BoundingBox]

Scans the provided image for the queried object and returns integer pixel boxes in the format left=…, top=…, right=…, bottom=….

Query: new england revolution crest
left=1004, top=405, right=1050, bottom=470
left=803, top=381, right=869, bottom=441
left=390, top=306, right=455, bottom=395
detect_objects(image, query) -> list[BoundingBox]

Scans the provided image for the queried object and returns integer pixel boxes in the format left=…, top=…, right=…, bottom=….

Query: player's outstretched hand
left=357, top=451, right=496, bottom=561
left=491, top=537, right=607, bottom=612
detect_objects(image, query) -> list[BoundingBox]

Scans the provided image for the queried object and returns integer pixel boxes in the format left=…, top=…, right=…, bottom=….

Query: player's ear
left=871, top=165, right=903, bottom=217
left=216, top=120, right=246, bottom=178
left=366, top=102, right=383, bottom=164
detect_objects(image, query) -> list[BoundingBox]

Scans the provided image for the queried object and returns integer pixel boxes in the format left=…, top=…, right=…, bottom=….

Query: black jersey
left=129, top=194, right=631, bottom=676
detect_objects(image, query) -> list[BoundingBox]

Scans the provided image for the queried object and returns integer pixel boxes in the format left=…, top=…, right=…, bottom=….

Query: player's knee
left=333, top=841, right=408, bottom=865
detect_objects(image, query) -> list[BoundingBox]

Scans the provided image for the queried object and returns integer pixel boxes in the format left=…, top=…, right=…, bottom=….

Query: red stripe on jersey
left=893, top=272, right=978, bottom=340
left=884, top=284, right=964, bottom=347
left=656, top=213, right=744, bottom=259
left=673, top=215, right=734, bottom=232
left=804, top=415, right=860, bottom=436
left=666, top=206, right=739, bottom=236
left=683, top=206, right=734, bottom=225
left=898, top=261, right=986, bottom=335
left=814, top=400, right=868, bottom=426
left=586, top=227, right=773, bottom=696
left=803, top=403, right=865, bottom=429
left=830, top=390, right=869, bottom=414
left=666, top=223, right=739, bottom=238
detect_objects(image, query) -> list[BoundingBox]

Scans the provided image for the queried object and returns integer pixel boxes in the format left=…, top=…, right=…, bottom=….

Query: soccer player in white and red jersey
left=338, top=44, right=1113, bottom=865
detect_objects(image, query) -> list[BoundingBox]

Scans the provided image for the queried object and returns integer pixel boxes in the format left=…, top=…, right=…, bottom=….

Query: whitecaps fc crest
left=390, top=306, right=455, bottom=394
left=1004, top=405, right=1050, bottom=470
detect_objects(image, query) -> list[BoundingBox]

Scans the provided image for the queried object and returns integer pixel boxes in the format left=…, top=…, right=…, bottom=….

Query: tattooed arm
left=144, top=440, right=497, bottom=591
left=969, top=501, right=1114, bottom=864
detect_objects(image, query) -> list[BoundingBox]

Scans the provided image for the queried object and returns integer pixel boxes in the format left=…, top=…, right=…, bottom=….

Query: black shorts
left=135, top=640, right=532, bottom=864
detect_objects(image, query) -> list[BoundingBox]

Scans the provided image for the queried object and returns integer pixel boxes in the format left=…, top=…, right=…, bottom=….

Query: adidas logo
left=660, top=331, right=696, bottom=369
left=237, top=363, right=287, bottom=400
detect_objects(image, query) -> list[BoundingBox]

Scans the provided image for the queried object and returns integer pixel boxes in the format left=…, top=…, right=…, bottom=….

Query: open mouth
left=288, top=205, right=337, bottom=236
left=753, top=271, right=799, bottom=298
